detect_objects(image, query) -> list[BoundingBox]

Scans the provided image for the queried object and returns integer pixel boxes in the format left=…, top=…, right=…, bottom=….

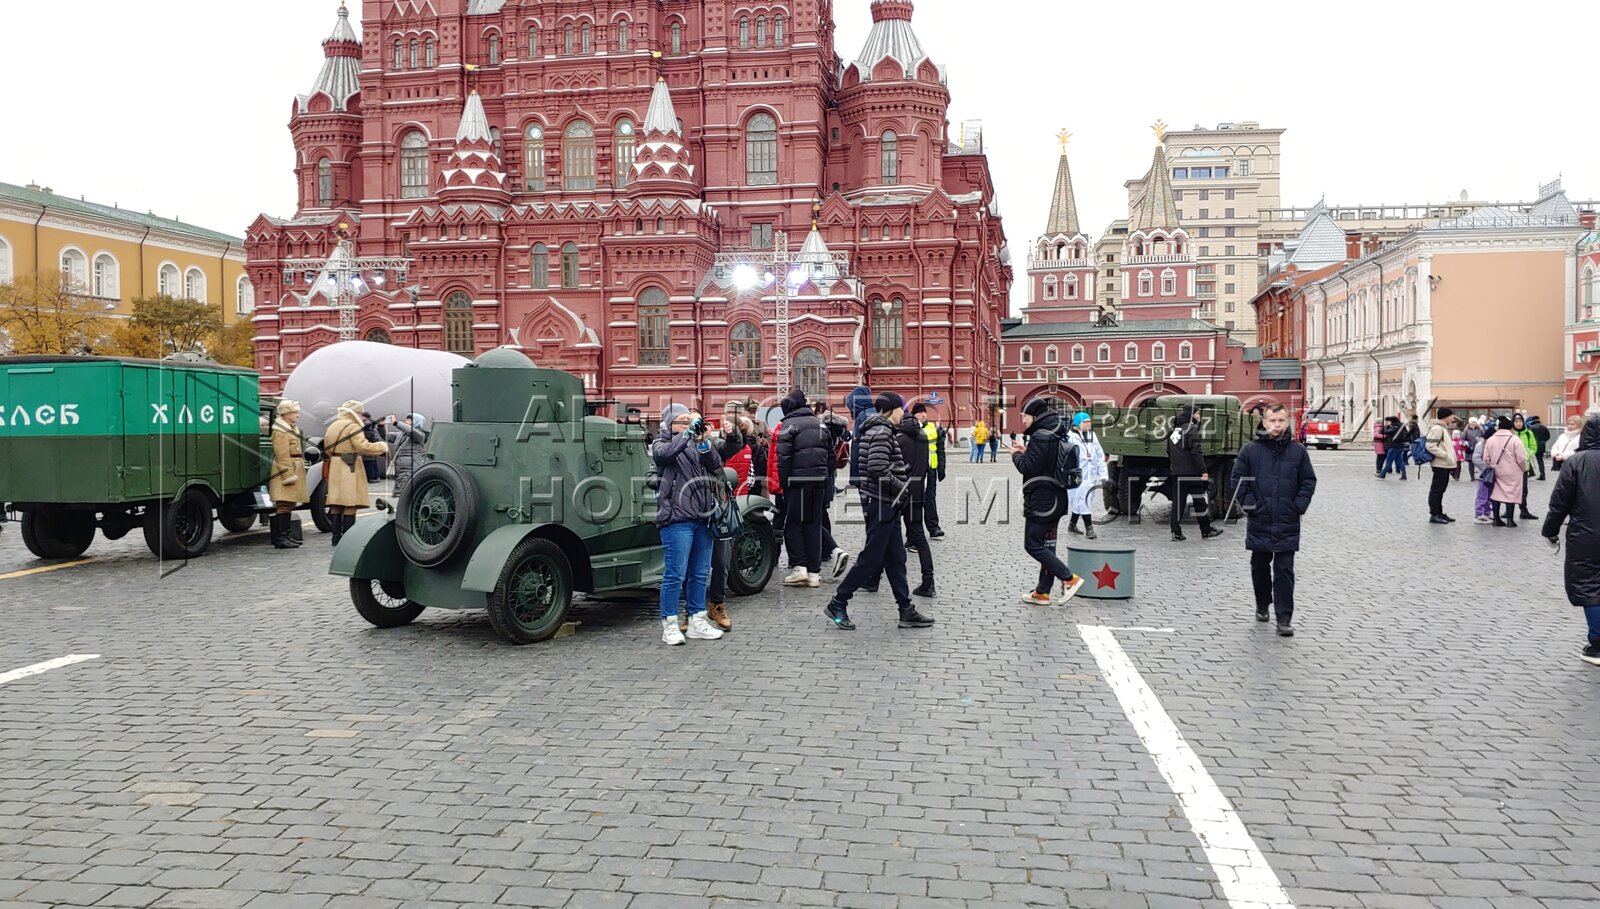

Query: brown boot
left=708, top=601, right=731, bottom=631
left=679, top=609, right=688, bottom=633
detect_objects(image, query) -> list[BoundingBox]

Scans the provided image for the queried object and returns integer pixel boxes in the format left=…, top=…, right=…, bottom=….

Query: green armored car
left=1093, top=394, right=1259, bottom=523
left=0, top=355, right=279, bottom=559
left=331, top=348, right=779, bottom=644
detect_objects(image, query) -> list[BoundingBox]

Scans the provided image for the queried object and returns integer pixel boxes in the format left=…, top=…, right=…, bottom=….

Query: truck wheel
left=309, top=482, right=332, bottom=533
left=219, top=498, right=258, bottom=534
left=20, top=510, right=95, bottom=560
left=396, top=462, right=478, bottom=568
left=350, top=578, right=425, bottom=628
left=145, top=489, right=214, bottom=559
left=727, top=515, right=777, bottom=596
left=1103, top=465, right=1126, bottom=515
left=486, top=538, right=572, bottom=645
left=1210, top=457, right=1238, bottom=522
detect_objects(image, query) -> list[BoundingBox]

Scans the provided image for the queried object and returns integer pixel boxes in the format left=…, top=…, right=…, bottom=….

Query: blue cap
left=1073, top=411, right=1092, bottom=427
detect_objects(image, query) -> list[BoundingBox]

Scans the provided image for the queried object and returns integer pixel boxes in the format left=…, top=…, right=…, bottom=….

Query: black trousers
left=1536, top=453, right=1547, bottom=480
left=1170, top=478, right=1214, bottom=533
left=923, top=474, right=943, bottom=534
left=903, top=499, right=934, bottom=585
left=1428, top=467, right=1452, bottom=516
left=1250, top=550, right=1295, bottom=622
left=708, top=538, right=731, bottom=603
left=1376, top=451, right=1386, bottom=473
left=783, top=483, right=826, bottom=573
left=834, top=497, right=911, bottom=609
left=1024, top=516, right=1074, bottom=596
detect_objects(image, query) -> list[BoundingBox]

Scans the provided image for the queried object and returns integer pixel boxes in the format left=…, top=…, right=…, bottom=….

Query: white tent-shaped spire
left=798, top=224, right=840, bottom=281
left=643, top=78, right=681, bottom=136
left=456, top=91, right=492, bottom=142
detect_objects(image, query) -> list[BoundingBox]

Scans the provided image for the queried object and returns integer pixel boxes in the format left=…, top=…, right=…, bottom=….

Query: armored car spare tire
left=395, top=461, right=478, bottom=568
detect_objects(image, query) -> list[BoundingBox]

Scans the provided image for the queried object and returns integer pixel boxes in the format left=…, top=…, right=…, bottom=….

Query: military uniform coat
left=269, top=419, right=310, bottom=505
left=323, top=412, right=389, bottom=508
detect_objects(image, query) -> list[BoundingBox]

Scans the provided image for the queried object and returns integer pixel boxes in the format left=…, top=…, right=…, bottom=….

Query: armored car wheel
left=396, top=462, right=479, bottom=568
left=727, top=515, right=778, bottom=596
left=350, top=578, right=425, bottom=628
left=144, top=488, right=214, bottom=560
left=486, top=538, right=573, bottom=645
left=20, top=509, right=95, bottom=560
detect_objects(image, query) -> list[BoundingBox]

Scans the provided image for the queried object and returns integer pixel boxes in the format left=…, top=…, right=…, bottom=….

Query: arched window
left=1064, top=275, right=1078, bottom=299
left=1071, top=345, right=1084, bottom=364
left=1178, top=341, right=1193, bottom=361
left=1097, top=343, right=1110, bottom=363
left=1020, top=346, right=1032, bottom=365
left=795, top=347, right=827, bottom=403
left=444, top=291, right=474, bottom=355
left=1152, top=341, right=1166, bottom=361
left=365, top=328, right=391, bottom=344
left=488, top=32, right=500, bottom=64
left=490, top=127, right=502, bottom=158
left=881, top=130, right=899, bottom=185
left=236, top=275, right=254, bottom=314
left=92, top=254, right=119, bottom=299
left=757, top=16, right=767, bottom=46
left=1585, top=266, right=1596, bottom=311
left=0, top=236, right=12, bottom=284
left=425, top=36, right=435, bottom=67
left=524, top=124, right=545, bottom=191
left=1160, top=268, right=1176, bottom=296
left=158, top=263, right=180, bottom=296
left=730, top=321, right=762, bottom=384
left=560, top=242, right=580, bottom=287
left=400, top=131, right=429, bottom=198
left=670, top=21, right=682, bottom=54
left=614, top=119, right=635, bottom=188
left=564, top=23, right=574, bottom=55
left=638, top=287, right=669, bottom=365
left=393, top=39, right=403, bottom=69
left=774, top=14, right=785, bottom=45
left=739, top=17, right=750, bottom=47
left=1124, top=342, right=1138, bottom=363
left=872, top=297, right=904, bottom=366
left=528, top=25, right=539, bottom=57
left=563, top=121, right=595, bottom=190
left=1137, top=270, right=1153, bottom=297
left=1042, top=276, right=1057, bottom=300
left=581, top=22, right=591, bottom=53
left=183, top=267, right=206, bottom=302
left=745, top=113, right=778, bottom=185
left=1045, top=345, right=1059, bottom=365
left=58, top=248, right=87, bottom=291
left=409, top=39, right=418, bottom=69
left=317, top=157, right=334, bottom=207
left=530, top=243, right=549, bottom=289
left=616, top=19, right=629, bottom=51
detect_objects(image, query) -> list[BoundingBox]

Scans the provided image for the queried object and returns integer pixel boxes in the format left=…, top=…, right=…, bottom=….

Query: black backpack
left=1052, top=430, right=1083, bottom=490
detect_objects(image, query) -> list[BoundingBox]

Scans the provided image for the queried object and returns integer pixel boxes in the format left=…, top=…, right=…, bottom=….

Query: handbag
left=711, top=474, right=743, bottom=541
left=1480, top=438, right=1512, bottom=487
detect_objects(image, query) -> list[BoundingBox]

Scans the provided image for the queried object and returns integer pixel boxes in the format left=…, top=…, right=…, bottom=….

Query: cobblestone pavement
left=2, top=453, right=1598, bottom=909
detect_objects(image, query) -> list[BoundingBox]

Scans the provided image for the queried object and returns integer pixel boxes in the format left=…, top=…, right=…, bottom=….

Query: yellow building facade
left=0, top=181, right=250, bottom=327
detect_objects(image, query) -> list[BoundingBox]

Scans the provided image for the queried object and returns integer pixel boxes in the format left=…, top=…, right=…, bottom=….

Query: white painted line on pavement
left=1078, top=625, right=1294, bottom=908
left=1100, top=626, right=1177, bottom=633
left=0, top=654, right=101, bottom=687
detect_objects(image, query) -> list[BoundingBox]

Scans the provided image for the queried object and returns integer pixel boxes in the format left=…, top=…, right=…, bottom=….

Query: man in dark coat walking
left=1529, top=415, right=1552, bottom=481
left=1167, top=404, right=1223, bottom=542
left=1229, top=403, right=1317, bottom=636
left=776, top=389, right=833, bottom=586
left=1541, top=413, right=1600, bottom=666
left=1009, top=400, right=1084, bottom=605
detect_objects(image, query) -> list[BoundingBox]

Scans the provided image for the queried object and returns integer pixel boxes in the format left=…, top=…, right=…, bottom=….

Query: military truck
left=0, top=355, right=284, bottom=559
left=331, top=349, right=779, bottom=644
left=1093, top=394, right=1258, bottom=523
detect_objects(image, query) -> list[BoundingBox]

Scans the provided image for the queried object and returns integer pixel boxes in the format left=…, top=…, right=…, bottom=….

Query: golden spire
left=1056, top=129, right=1072, bottom=153
left=1151, top=119, right=1167, bottom=145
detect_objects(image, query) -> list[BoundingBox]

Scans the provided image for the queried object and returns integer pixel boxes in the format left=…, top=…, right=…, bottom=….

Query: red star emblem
left=1092, top=562, right=1120, bottom=591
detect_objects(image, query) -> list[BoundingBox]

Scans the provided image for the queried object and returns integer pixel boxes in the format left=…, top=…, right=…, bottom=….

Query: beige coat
left=1424, top=422, right=1458, bottom=470
left=269, top=420, right=310, bottom=505
left=323, top=411, right=388, bottom=507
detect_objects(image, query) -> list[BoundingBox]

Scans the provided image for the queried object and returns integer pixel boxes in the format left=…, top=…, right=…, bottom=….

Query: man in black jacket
left=824, top=392, right=935, bottom=631
left=1010, top=400, right=1085, bottom=605
left=896, top=406, right=937, bottom=598
left=1530, top=415, right=1551, bottom=480
left=1168, top=405, right=1224, bottom=542
left=1230, top=404, right=1317, bottom=637
left=776, top=389, right=833, bottom=587
left=1541, top=413, right=1600, bottom=666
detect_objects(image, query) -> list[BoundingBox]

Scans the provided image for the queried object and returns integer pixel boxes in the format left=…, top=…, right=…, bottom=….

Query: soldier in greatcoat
left=268, top=400, right=309, bottom=550
left=323, top=399, right=389, bottom=545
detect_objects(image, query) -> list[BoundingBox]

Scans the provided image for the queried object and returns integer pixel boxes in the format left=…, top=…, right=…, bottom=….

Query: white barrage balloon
left=282, top=341, right=470, bottom=435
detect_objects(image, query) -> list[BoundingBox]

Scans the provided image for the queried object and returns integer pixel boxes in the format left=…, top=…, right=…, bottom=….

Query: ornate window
left=671, top=21, right=682, bottom=54
left=563, top=24, right=574, bottom=54
left=58, top=248, right=87, bottom=291
left=425, top=37, right=435, bottom=67
left=1097, top=343, right=1110, bottom=363
left=1071, top=345, right=1084, bottom=364
left=730, top=321, right=762, bottom=384
left=531, top=243, right=549, bottom=289
left=616, top=20, right=629, bottom=51
left=795, top=347, right=827, bottom=403
left=317, top=157, right=334, bottom=207
left=1178, top=341, right=1193, bottom=361
left=400, top=131, right=429, bottom=198
left=524, top=124, right=546, bottom=191
left=1124, top=342, right=1138, bottom=362
left=158, top=263, right=180, bottom=296
left=392, top=40, right=402, bottom=69
left=745, top=113, right=778, bottom=185
left=614, top=119, right=635, bottom=188
left=92, top=254, right=119, bottom=299
left=183, top=267, right=206, bottom=302
left=1042, top=276, right=1057, bottom=300
left=445, top=291, right=474, bottom=355
left=1064, top=275, right=1078, bottom=299
left=1160, top=268, right=1176, bottom=296
left=872, top=297, right=904, bottom=366
left=488, top=32, right=500, bottom=64
left=490, top=127, right=501, bottom=158
left=1137, top=269, right=1153, bottom=297
left=528, top=25, right=539, bottom=56
left=638, top=288, right=669, bottom=365
left=364, top=328, right=391, bottom=344
left=1045, top=345, right=1059, bottom=365
left=881, top=130, right=899, bottom=185
left=409, top=39, right=418, bottom=68
left=563, top=121, right=595, bottom=190
left=1152, top=341, right=1166, bottom=361
left=560, top=242, right=580, bottom=288
left=581, top=22, right=591, bottom=53
left=757, top=16, right=767, bottom=46
left=775, top=14, right=785, bottom=45
left=236, top=275, right=254, bottom=314
left=1020, top=346, right=1032, bottom=365
left=739, top=17, right=750, bottom=47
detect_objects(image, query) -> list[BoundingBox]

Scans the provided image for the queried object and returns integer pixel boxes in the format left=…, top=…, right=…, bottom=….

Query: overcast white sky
left=4, top=0, right=1597, bottom=277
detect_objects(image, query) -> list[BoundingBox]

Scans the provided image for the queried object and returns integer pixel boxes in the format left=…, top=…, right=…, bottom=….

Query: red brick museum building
left=246, top=0, right=1013, bottom=421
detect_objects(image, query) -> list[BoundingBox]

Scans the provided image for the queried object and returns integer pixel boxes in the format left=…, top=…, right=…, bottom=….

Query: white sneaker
left=807, top=572, right=822, bottom=588
left=784, top=567, right=810, bottom=586
left=661, top=617, right=686, bottom=646
left=1473, top=515, right=1492, bottom=525
left=687, top=612, right=724, bottom=640
left=831, top=550, right=851, bottom=578
left=1058, top=575, right=1085, bottom=603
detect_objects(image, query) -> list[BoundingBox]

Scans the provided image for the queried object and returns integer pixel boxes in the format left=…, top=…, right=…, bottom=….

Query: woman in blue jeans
left=653, top=404, right=725, bottom=646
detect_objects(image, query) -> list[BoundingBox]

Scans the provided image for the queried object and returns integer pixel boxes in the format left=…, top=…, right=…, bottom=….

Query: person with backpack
left=1541, top=413, right=1600, bottom=666
left=895, top=401, right=937, bottom=598
left=1066, top=412, right=1107, bottom=540
left=777, top=389, right=833, bottom=588
left=1167, top=404, right=1224, bottom=542
left=1421, top=408, right=1460, bottom=524
left=1009, top=400, right=1085, bottom=605
left=1229, top=403, right=1317, bottom=637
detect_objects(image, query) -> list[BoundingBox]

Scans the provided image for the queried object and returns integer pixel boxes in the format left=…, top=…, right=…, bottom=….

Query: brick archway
left=1123, top=382, right=1189, bottom=407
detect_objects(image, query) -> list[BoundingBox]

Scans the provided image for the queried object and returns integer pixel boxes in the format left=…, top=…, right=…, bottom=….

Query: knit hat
left=1023, top=398, right=1051, bottom=418
left=910, top=402, right=928, bottom=415
left=1437, top=407, right=1455, bottom=420
left=1073, top=411, right=1092, bottom=427
left=661, top=403, right=689, bottom=430
left=276, top=399, right=301, bottom=416
left=874, top=391, right=904, bottom=414
left=781, top=388, right=807, bottom=416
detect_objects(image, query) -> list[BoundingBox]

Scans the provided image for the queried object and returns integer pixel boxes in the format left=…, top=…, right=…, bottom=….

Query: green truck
left=1093, top=394, right=1259, bottom=523
left=0, top=355, right=279, bottom=560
